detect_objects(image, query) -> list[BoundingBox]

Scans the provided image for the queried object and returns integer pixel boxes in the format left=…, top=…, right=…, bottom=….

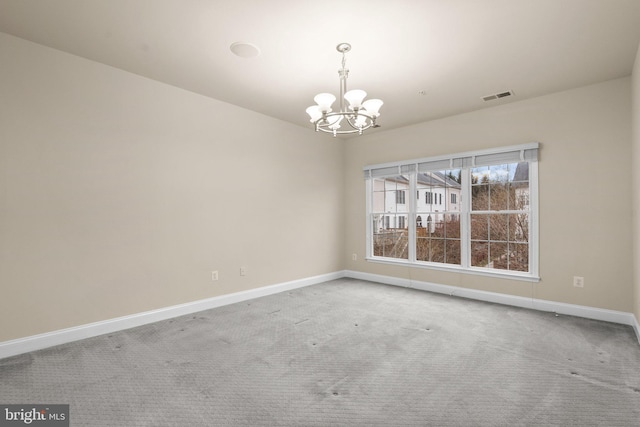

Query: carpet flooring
left=1, top=278, right=640, bottom=426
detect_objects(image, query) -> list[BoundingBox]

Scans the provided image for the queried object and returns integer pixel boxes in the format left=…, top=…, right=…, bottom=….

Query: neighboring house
left=512, top=162, right=530, bottom=209
left=372, top=175, right=409, bottom=231
left=373, top=171, right=462, bottom=233
left=416, top=172, right=462, bottom=232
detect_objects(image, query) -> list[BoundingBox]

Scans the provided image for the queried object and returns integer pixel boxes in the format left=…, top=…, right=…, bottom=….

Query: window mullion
left=460, top=168, right=471, bottom=269
left=529, top=161, right=539, bottom=277
left=408, top=172, right=417, bottom=262
left=365, top=178, right=373, bottom=259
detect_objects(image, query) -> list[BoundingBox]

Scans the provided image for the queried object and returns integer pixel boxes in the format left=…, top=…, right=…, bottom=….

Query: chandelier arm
left=315, top=127, right=362, bottom=135
left=344, top=112, right=375, bottom=129
left=315, top=112, right=367, bottom=123
left=315, top=127, right=372, bottom=135
left=314, top=115, right=374, bottom=135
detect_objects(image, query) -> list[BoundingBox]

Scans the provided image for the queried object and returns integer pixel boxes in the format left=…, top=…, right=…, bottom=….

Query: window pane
left=373, top=175, right=409, bottom=214
left=489, top=214, right=509, bottom=241
left=490, top=242, right=529, bottom=272
left=417, top=236, right=459, bottom=264
left=431, top=214, right=445, bottom=237
left=416, top=236, right=430, bottom=261
left=372, top=189, right=385, bottom=212
left=373, top=223, right=409, bottom=259
left=490, top=242, right=509, bottom=270
left=471, top=214, right=489, bottom=240
left=512, top=162, right=529, bottom=182
left=510, top=213, right=529, bottom=242
left=445, top=239, right=461, bottom=265
left=471, top=166, right=489, bottom=210
left=446, top=192, right=452, bottom=210
left=472, top=185, right=489, bottom=211
left=431, top=239, right=445, bottom=263
left=446, top=170, right=462, bottom=186
left=489, top=164, right=509, bottom=184
left=425, top=215, right=435, bottom=236
left=385, top=188, right=396, bottom=212
left=512, top=183, right=530, bottom=210
left=398, top=215, right=407, bottom=230
left=472, top=166, right=489, bottom=182
left=489, top=184, right=509, bottom=211
left=372, top=179, right=383, bottom=208
left=372, top=213, right=385, bottom=231
left=444, top=217, right=460, bottom=238
left=415, top=169, right=463, bottom=267
left=511, top=243, right=529, bottom=271
left=471, top=241, right=489, bottom=267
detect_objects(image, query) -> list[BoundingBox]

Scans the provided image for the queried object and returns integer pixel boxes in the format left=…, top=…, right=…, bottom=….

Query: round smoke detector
left=230, top=42, right=260, bottom=58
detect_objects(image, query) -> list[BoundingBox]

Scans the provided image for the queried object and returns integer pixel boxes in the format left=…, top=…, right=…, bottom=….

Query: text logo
left=0, top=405, right=69, bottom=426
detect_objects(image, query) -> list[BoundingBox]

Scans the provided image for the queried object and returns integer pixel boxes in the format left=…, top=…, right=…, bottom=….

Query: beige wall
left=0, top=33, right=345, bottom=342
left=345, top=77, right=633, bottom=312
left=633, top=42, right=640, bottom=323
left=1, top=30, right=637, bottom=344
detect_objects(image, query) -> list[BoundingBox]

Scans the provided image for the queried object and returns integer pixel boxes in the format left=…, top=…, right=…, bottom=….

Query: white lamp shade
left=306, top=106, right=322, bottom=122
left=362, top=99, right=383, bottom=117
left=314, top=93, right=336, bottom=112
left=344, top=89, right=367, bottom=109
left=328, top=115, right=343, bottom=130
left=354, top=113, right=368, bottom=128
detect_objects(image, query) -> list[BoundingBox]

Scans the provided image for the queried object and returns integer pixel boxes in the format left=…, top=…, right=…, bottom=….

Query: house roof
left=513, top=162, right=529, bottom=183
left=418, top=172, right=461, bottom=189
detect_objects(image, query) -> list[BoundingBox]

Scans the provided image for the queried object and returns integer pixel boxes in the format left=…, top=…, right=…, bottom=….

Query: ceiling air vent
left=482, top=90, right=514, bottom=102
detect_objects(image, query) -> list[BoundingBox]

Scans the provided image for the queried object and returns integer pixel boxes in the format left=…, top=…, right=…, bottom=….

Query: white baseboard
left=2, top=269, right=638, bottom=360
left=0, top=271, right=344, bottom=360
left=344, top=270, right=640, bottom=335
left=633, top=314, right=640, bottom=345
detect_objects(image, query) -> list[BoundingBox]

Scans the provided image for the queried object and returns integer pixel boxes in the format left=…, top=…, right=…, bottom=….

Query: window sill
left=365, top=257, right=541, bottom=283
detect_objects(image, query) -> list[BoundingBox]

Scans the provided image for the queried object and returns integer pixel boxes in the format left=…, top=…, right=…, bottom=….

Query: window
left=470, top=163, right=530, bottom=272
left=371, top=175, right=410, bottom=259
left=364, top=143, right=539, bottom=280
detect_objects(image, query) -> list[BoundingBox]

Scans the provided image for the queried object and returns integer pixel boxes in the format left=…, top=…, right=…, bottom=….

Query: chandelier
left=306, top=43, right=383, bottom=137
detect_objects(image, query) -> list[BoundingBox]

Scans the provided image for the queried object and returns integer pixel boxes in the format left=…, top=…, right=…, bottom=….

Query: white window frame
left=364, top=143, right=540, bottom=282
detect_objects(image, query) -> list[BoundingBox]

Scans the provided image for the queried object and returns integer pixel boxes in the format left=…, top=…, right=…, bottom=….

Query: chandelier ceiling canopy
left=306, top=43, right=383, bottom=137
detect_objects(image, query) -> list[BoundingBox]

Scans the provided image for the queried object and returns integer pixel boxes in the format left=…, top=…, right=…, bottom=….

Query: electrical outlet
left=240, top=266, right=247, bottom=276
left=211, top=271, right=219, bottom=281
left=352, top=253, right=357, bottom=261
left=573, top=276, right=584, bottom=288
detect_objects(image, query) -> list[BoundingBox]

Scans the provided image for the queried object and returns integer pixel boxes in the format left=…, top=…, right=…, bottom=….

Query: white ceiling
left=1, top=0, right=640, bottom=136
